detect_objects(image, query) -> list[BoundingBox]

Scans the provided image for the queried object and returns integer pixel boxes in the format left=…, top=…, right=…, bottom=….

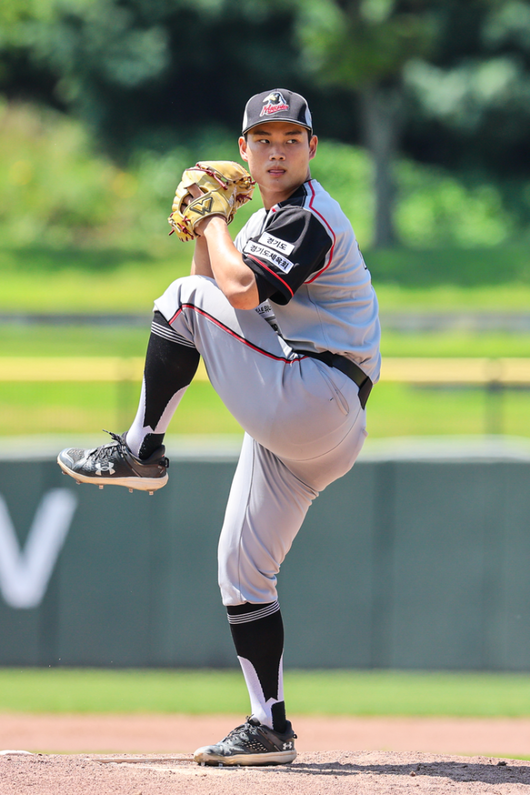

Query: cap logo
left=260, top=91, right=289, bottom=118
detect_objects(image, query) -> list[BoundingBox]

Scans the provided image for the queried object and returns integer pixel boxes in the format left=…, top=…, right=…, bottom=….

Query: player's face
left=239, top=122, right=318, bottom=208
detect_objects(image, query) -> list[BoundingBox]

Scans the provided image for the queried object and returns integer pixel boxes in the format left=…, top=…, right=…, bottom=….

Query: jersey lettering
left=258, top=232, right=295, bottom=256
left=255, top=301, right=281, bottom=333
left=244, top=241, right=295, bottom=274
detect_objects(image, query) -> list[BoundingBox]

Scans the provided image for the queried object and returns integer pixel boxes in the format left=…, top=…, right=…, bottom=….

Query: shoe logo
left=95, top=462, right=115, bottom=476
left=283, top=742, right=293, bottom=750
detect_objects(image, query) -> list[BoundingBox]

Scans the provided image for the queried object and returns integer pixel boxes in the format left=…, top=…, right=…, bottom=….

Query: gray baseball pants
left=155, top=275, right=368, bottom=606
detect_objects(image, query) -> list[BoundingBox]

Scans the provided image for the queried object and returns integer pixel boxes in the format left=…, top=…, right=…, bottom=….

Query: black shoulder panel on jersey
left=242, top=203, right=332, bottom=305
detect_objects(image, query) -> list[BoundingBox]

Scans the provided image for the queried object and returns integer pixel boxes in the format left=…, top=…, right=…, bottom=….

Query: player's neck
left=259, top=180, right=307, bottom=211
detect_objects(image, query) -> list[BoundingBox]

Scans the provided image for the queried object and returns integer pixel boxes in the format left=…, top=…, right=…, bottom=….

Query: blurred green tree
left=403, top=0, right=530, bottom=227
left=1, top=0, right=530, bottom=240
left=295, top=0, right=530, bottom=244
left=294, top=0, right=438, bottom=246
left=1, top=0, right=334, bottom=158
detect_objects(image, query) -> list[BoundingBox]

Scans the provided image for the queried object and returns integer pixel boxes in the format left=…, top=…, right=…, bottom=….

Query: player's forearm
left=191, top=236, right=214, bottom=278
left=200, top=217, right=260, bottom=309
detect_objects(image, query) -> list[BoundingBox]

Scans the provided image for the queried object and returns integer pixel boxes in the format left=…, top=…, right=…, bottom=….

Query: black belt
left=295, top=350, right=373, bottom=409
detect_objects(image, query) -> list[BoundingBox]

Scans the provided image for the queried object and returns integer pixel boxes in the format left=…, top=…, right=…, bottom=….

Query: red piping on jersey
left=168, top=303, right=297, bottom=363
left=245, top=254, right=294, bottom=299
left=305, top=180, right=335, bottom=283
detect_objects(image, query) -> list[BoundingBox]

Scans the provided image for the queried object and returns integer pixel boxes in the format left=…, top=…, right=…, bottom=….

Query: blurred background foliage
left=0, top=98, right=519, bottom=252
left=0, top=0, right=529, bottom=251
left=1, top=0, right=530, bottom=440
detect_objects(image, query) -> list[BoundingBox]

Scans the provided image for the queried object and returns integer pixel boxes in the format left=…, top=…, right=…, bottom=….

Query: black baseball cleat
left=193, top=716, right=297, bottom=766
left=57, top=431, right=169, bottom=492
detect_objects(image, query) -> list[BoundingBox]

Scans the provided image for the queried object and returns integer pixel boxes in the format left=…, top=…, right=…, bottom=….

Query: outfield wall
left=1, top=444, right=530, bottom=670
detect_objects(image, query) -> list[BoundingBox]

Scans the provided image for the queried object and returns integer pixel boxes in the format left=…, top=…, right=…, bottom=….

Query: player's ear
left=239, top=136, right=249, bottom=162
left=308, top=135, right=318, bottom=161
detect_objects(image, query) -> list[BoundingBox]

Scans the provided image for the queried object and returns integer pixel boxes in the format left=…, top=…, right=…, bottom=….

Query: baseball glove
left=168, top=161, right=255, bottom=242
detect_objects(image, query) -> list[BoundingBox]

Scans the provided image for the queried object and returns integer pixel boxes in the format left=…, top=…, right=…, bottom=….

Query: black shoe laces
left=225, top=718, right=256, bottom=741
left=88, top=430, right=127, bottom=463
left=224, top=717, right=296, bottom=743
left=92, top=430, right=169, bottom=469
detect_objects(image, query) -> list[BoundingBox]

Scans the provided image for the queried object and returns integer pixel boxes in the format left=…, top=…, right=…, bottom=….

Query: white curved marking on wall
left=0, top=489, right=78, bottom=609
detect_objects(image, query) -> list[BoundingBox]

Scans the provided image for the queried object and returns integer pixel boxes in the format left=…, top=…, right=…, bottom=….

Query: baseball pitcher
left=58, top=88, right=381, bottom=766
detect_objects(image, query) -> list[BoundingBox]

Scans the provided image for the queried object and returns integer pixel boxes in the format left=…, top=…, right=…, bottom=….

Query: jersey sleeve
left=241, top=206, right=332, bottom=305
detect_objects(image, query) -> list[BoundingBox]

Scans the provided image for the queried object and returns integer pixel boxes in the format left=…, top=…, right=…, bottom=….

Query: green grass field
left=2, top=242, right=530, bottom=313
left=1, top=668, right=530, bottom=717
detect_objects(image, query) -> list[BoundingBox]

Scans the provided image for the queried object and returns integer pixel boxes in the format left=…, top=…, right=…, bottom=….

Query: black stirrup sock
left=127, top=311, right=200, bottom=459
left=227, top=601, right=287, bottom=734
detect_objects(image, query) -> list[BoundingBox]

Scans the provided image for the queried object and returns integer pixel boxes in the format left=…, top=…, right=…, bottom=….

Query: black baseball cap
left=242, top=89, right=313, bottom=136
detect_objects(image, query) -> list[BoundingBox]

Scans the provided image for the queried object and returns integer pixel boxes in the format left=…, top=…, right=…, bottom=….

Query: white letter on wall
left=0, top=489, right=78, bottom=609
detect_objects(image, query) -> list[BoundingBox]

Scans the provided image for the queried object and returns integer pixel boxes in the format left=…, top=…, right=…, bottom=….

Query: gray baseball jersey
left=235, top=178, right=381, bottom=384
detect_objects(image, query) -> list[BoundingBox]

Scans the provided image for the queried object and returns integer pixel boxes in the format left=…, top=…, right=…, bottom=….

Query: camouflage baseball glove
left=168, top=161, right=255, bottom=242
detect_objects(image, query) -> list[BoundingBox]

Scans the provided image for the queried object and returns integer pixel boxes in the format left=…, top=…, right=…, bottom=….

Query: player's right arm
left=183, top=182, right=258, bottom=307
left=198, top=216, right=259, bottom=309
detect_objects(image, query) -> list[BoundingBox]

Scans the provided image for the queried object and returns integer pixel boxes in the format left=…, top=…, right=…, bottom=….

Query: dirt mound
left=1, top=750, right=528, bottom=795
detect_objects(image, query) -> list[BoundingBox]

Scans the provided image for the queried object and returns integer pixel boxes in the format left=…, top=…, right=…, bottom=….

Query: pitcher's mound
left=1, top=751, right=528, bottom=795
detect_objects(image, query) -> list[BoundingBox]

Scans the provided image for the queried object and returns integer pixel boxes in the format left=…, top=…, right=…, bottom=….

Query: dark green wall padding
left=1, top=456, right=529, bottom=670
